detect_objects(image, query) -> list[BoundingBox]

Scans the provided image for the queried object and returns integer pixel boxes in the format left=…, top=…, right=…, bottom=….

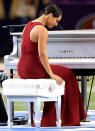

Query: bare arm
left=38, top=26, right=53, bottom=77
left=38, top=26, right=63, bottom=85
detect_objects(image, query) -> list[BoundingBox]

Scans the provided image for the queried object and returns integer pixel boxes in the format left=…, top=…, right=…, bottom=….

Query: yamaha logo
left=59, top=50, right=73, bottom=54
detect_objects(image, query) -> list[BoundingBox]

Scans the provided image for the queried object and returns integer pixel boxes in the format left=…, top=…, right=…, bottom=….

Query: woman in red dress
left=17, top=4, right=87, bottom=126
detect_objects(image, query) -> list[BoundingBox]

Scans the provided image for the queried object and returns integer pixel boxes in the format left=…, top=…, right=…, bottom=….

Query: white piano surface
left=4, top=30, right=95, bottom=71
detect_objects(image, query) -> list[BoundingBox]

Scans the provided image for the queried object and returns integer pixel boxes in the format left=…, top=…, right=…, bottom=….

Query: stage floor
left=0, top=110, right=95, bottom=131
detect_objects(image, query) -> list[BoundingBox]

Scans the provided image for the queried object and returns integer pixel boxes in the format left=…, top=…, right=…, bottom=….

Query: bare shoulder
left=34, top=25, right=48, bottom=36
left=38, top=26, right=48, bottom=41
left=38, top=25, right=47, bottom=32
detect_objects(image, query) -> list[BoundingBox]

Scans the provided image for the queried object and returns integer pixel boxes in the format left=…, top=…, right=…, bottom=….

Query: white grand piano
left=4, top=30, right=95, bottom=112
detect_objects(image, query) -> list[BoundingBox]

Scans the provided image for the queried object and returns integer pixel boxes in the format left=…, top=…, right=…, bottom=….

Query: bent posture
left=17, top=4, right=87, bottom=126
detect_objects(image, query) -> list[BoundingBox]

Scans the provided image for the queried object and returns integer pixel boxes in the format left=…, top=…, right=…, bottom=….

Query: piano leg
left=10, top=69, right=13, bottom=78
left=81, top=76, right=87, bottom=113
left=87, top=75, right=94, bottom=111
left=10, top=69, right=14, bottom=120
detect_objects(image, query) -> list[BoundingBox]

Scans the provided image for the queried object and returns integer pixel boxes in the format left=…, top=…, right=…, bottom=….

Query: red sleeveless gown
left=17, top=21, right=87, bottom=126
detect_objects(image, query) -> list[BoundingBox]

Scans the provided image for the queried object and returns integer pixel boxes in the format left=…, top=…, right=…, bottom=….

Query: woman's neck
left=33, top=14, right=47, bottom=26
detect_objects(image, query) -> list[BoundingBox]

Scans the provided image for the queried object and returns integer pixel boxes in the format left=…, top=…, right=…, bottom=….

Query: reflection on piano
left=4, top=30, right=95, bottom=112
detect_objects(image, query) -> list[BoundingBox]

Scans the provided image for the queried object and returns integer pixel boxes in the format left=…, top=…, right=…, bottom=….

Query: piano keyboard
left=5, top=57, right=95, bottom=70
left=49, top=58, right=95, bottom=69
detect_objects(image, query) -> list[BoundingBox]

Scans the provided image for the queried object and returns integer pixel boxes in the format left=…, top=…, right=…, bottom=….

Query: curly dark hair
left=44, top=4, right=62, bottom=17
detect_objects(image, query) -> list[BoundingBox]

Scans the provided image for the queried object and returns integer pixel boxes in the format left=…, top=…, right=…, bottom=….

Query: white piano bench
left=2, top=78, right=65, bottom=127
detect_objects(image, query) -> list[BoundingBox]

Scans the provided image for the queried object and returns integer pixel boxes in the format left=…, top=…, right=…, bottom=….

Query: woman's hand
left=50, top=74, right=64, bottom=85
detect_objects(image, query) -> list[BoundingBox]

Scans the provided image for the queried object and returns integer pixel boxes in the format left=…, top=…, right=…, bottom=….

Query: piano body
left=4, top=30, right=95, bottom=111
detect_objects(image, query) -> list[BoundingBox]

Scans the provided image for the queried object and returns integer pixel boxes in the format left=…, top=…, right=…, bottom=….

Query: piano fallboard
left=10, top=30, right=95, bottom=58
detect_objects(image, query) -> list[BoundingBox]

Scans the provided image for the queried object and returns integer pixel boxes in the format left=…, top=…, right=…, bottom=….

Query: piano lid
left=48, top=30, right=95, bottom=38
left=11, top=29, right=95, bottom=38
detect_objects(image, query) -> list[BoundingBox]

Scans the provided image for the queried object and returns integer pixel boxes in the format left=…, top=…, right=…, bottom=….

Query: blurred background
left=0, top=0, right=95, bottom=28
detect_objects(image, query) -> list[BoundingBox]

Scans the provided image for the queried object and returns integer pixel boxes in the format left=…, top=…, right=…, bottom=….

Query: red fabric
left=17, top=21, right=87, bottom=126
